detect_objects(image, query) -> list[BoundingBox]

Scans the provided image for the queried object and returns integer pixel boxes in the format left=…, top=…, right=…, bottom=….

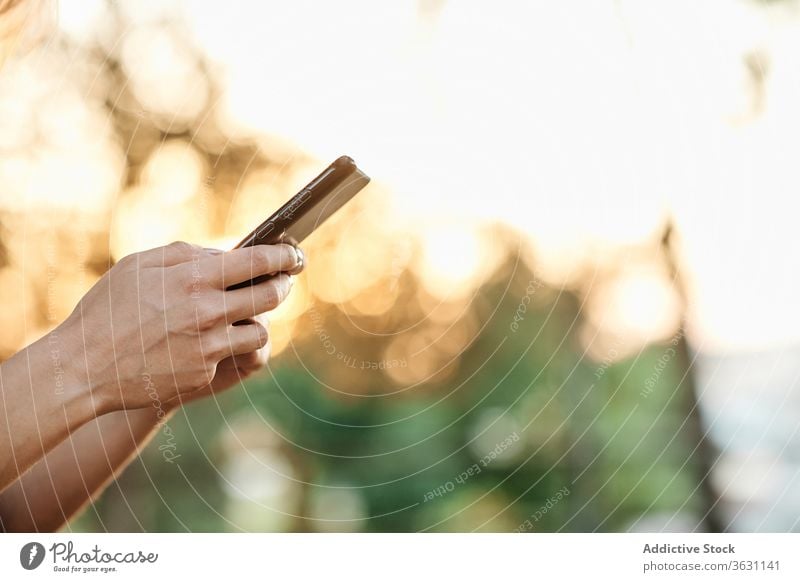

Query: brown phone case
left=228, top=156, right=370, bottom=290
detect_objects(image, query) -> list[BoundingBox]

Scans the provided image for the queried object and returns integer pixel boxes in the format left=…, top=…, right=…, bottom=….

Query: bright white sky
left=26, top=0, right=800, bottom=353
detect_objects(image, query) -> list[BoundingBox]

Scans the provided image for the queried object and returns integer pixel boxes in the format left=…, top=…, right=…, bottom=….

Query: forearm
left=0, top=405, right=173, bottom=532
left=0, top=324, right=105, bottom=492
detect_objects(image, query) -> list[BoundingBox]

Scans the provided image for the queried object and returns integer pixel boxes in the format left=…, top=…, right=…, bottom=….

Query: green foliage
left=69, top=257, right=708, bottom=532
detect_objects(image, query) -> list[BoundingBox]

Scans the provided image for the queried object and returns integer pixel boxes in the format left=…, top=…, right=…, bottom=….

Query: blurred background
left=1, top=0, right=799, bottom=532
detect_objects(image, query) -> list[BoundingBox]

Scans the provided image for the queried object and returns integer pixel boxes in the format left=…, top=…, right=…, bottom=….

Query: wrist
left=118, top=402, right=178, bottom=427
left=51, top=318, right=116, bottom=418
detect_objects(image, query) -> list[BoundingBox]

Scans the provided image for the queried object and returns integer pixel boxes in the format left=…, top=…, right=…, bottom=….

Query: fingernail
left=287, top=274, right=294, bottom=288
left=295, top=247, right=305, bottom=268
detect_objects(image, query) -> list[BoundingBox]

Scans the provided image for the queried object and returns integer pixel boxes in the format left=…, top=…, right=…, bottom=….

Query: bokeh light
left=1, top=0, right=798, bottom=534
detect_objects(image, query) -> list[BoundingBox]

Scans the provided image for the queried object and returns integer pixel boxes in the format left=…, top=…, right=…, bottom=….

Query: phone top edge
left=233, top=156, right=368, bottom=249
left=353, top=167, right=370, bottom=185
left=333, top=155, right=356, bottom=169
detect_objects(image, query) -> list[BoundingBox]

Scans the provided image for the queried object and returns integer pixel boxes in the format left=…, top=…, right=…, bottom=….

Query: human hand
left=165, top=247, right=305, bottom=408
left=58, top=241, right=302, bottom=413
left=164, top=314, right=271, bottom=408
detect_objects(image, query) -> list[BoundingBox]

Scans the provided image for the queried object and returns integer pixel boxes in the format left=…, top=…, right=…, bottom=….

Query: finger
left=224, top=273, right=293, bottom=321
left=218, top=319, right=269, bottom=358
left=286, top=246, right=306, bottom=276
left=203, top=244, right=301, bottom=289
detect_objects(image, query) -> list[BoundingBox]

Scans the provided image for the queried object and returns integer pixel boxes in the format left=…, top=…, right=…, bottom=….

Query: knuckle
left=194, top=301, right=224, bottom=330
left=175, top=264, right=200, bottom=293
left=116, top=252, right=138, bottom=268
left=168, top=240, right=196, bottom=256
left=262, top=283, right=281, bottom=309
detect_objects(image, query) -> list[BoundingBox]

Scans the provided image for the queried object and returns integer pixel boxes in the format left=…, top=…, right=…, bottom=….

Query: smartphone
left=229, top=155, right=370, bottom=289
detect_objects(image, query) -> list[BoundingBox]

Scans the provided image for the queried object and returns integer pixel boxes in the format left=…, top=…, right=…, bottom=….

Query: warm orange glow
left=583, top=263, right=682, bottom=360
left=1, top=0, right=799, bottom=368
